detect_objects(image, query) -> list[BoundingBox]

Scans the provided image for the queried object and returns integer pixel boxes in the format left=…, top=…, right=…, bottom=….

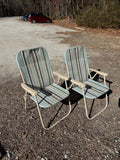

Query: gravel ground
left=0, top=17, right=120, bottom=160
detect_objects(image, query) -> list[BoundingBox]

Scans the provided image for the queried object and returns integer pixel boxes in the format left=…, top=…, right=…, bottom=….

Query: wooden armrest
left=71, top=79, right=85, bottom=88
left=21, top=83, right=37, bottom=97
left=89, top=68, right=108, bottom=76
left=53, top=72, right=68, bottom=81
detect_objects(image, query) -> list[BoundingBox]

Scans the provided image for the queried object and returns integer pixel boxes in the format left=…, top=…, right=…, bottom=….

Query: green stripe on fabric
left=21, top=51, right=31, bottom=84
left=27, top=50, right=37, bottom=87
left=77, top=47, right=83, bottom=82
left=34, top=49, right=43, bottom=87
left=86, top=79, right=108, bottom=92
left=77, top=83, right=104, bottom=95
left=86, top=84, right=105, bottom=94
left=75, top=48, right=81, bottom=82
left=22, top=51, right=34, bottom=88
left=74, top=80, right=107, bottom=98
left=69, top=49, right=75, bottom=79
left=44, top=88, right=63, bottom=100
left=38, top=90, right=60, bottom=104
left=54, top=84, right=68, bottom=95
left=75, top=86, right=98, bottom=98
left=80, top=47, right=88, bottom=82
left=47, top=84, right=68, bottom=99
left=42, top=48, right=51, bottom=85
left=37, top=93, right=52, bottom=105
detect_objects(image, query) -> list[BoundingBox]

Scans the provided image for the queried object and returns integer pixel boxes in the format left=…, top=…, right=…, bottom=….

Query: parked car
left=28, top=13, right=52, bottom=23
left=21, top=12, right=37, bottom=21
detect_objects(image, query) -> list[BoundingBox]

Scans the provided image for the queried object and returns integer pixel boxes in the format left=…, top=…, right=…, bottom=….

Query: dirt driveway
left=0, top=17, right=120, bottom=160
left=0, top=17, right=75, bottom=84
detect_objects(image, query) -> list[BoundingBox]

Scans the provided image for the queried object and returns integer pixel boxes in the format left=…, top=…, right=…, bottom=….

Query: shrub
left=76, top=1, right=120, bottom=29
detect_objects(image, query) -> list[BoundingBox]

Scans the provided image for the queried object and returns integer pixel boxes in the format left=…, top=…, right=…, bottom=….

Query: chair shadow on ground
left=47, top=89, right=82, bottom=128
left=0, top=143, right=6, bottom=160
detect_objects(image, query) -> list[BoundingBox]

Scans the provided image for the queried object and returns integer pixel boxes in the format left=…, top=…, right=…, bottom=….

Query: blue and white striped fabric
left=73, top=79, right=109, bottom=99
left=64, top=46, right=109, bottom=99
left=17, top=47, right=53, bottom=88
left=30, top=83, right=69, bottom=108
left=17, top=47, right=69, bottom=108
left=65, top=46, right=88, bottom=82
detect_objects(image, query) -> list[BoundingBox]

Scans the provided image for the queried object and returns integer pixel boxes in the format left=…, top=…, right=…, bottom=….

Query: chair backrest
left=64, top=46, right=89, bottom=82
left=16, top=47, right=53, bottom=89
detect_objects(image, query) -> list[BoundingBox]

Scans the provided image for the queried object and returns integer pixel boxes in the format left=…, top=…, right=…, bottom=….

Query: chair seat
left=30, top=83, right=69, bottom=108
left=72, top=79, right=109, bottom=99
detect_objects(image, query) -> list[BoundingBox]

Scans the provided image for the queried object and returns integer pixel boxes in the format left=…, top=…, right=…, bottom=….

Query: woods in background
left=0, top=0, right=120, bottom=28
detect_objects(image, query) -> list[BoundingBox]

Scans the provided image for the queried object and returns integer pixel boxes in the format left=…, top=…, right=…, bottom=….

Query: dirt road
left=0, top=17, right=120, bottom=85
left=0, top=17, right=75, bottom=84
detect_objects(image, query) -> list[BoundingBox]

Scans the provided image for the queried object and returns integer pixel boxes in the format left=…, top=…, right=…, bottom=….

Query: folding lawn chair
left=64, top=46, right=109, bottom=120
left=16, top=47, right=71, bottom=130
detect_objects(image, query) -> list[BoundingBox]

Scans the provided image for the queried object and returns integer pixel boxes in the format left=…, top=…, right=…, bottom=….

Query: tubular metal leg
left=83, top=94, right=108, bottom=120
left=35, top=96, right=72, bottom=130
left=24, top=91, right=27, bottom=111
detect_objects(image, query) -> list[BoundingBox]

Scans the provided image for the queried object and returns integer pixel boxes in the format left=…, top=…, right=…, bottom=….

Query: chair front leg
left=24, top=91, right=27, bottom=111
left=83, top=93, right=90, bottom=120
left=83, top=94, right=108, bottom=120
left=82, top=86, right=91, bottom=119
left=103, top=75, right=106, bottom=85
left=35, top=96, right=72, bottom=130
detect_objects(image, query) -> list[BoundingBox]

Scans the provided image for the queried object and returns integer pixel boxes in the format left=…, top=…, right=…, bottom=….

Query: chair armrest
left=53, top=72, right=68, bottom=81
left=89, top=68, right=108, bottom=77
left=21, top=83, right=37, bottom=97
left=71, top=79, right=85, bottom=88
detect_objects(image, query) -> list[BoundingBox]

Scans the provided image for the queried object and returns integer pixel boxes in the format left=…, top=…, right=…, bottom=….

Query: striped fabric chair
left=64, top=46, right=109, bottom=120
left=16, top=47, right=71, bottom=130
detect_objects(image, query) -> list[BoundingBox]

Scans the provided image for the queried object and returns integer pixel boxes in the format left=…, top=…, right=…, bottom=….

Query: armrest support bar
left=89, top=68, right=108, bottom=77
left=53, top=72, right=68, bottom=81
left=71, top=79, right=85, bottom=88
left=21, top=83, right=37, bottom=97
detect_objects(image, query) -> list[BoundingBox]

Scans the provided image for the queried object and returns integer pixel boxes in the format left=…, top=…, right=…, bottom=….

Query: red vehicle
left=28, top=13, right=52, bottom=23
